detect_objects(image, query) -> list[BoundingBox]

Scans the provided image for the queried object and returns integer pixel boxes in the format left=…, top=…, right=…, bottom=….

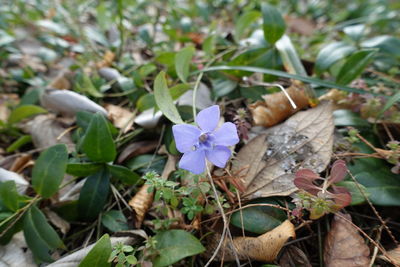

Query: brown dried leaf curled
left=233, top=101, right=334, bottom=199
left=324, top=213, right=370, bottom=267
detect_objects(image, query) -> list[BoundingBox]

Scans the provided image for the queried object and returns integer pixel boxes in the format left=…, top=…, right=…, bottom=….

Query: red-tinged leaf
left=329, top=160, right=348, bottom=184
left=295, top=169, right=320, bottom=181
left=293, top=177, right=320, bottom=195
left=331, top=186, right=352, bottom=208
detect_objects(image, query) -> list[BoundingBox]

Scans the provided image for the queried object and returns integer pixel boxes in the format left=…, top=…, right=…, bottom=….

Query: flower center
left=199, top=133, right=208, bottom=143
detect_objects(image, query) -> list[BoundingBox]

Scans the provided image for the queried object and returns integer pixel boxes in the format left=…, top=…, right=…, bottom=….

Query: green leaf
left=314, top=42, right=356, bottom=74
left=23, top=206, right=64, bottom=263
left=230, top=198, right=287, bottom=234
left=235, top=10, right=261, bottom=41
left=75, top=73, right=103, bottom=98
left=275, top=35, right=308, bottom=76
left=78, top=169, right=110, bottom=221
left=333, top=110, right=370, bottom=127
left=82, top=113, right=116, bottom=163
left=375, top=90, right=400, bottom=121
left=6, top=135, right=32, bottom=153
left=32, top=144, right=68, bottom=198
left=101, top=210, right=128, bottom=232
left=175, top=46, right=195, bottom=83
left=261, top=3, right=286, bottom=45
left=8, top=105, right=47, bottom=124
left=0, top=181, right=19, bottom=211
left=361, top=35, right=400, bottom=56
left=66, top=163, right=103, bottom=177
left=107, top=164, right=140, bottom=185
left=336, top=181, right=369, bottom=205
left=153, top=229, right=205, bottom=267
left=79, top=234, right=112, bottom=267
left=153, top=72, right=184, bottom=124
left=336, top=49, right=377, bottom=85
left=125, top=154, right=167, bottom=174
left=200, top=66, right=380, bottom=96
left=211, top=78, right=238, bottom=97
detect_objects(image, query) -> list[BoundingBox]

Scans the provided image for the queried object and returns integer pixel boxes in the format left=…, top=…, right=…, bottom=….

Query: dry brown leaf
left=105, top=104, right=134, bottom=133
left=279, top=245, right=312, bottom=267
left=379, top=246, right=400, bottom=265
left=117, top=140, right=159, bottom=164
left=21, top=114, right=74, bottom=152
left=324, top=213, right=370, bottom=267
left=48, top=71, right=72, bottom=90
left=206, top=220, right=295, bottom=262
left=10, top=154, right=32, bottom=173
left=43, top=208, right=70, bottom=235
left=0, top=167, right=29, bottom=194
left=96, top=50, right=115, bottom=68
left=129, top=155, right=177, bottom=228
left=285, top=16, right=316, bottom=36
left=0, top=94, right=19, bottom=121
left=0, top=232, right=36, bottom=267
left=233, top=101, right=334, bottom=199
left=249, top=86, right=309, bottom=127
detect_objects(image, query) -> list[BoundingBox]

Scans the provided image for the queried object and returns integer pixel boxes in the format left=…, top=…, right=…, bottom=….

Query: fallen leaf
left=285, top=16, right=316, bottom=36
left=10, top=154, right=32, bottom=173
left=40, top=89, right=108, bottom=117
left=0, top=94, right=19, bottom=122
left=105, top=104, right=134, bottom=133
left=43, top=208, right=71, bottom=235
left=21, top=114, right=74, bottom=152
left=0, top=167, right=29, bottom=194
left=48, top=71, right=72, bottom=90
left=379, top=246, right=400, bottom=265
left=134, top=109, right=162, bottom=129
left=96, top=50, right=115, bottom=68
left=117, top=140, right=159, bottom=164
left=206, top=220, right=295, bottom=262
left=233, top=101, right=334, bottom=199
left=279, top=245, right=312, bottom=267
left=0, top=232, right=36, bottom=267
left=324, top=213, right=370, bottom=267
left=249, top=86, right=309, bottom=127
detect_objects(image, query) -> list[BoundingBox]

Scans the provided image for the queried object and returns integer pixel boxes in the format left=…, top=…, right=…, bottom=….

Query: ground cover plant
left=0, top=0, right=400, bottom=266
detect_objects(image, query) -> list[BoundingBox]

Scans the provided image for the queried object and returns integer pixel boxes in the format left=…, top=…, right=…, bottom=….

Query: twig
left=369, top=226, right=383, bottom=267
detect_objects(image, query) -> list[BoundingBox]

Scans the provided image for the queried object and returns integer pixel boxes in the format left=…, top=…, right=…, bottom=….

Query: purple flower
left=172, top=105, right=239, bottom=174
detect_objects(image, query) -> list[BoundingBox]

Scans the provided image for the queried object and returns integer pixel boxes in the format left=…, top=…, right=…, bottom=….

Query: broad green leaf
left=82, top=113, right=116, bottom=163
left=107, top=164, right=140, bottom=185
left=175, top=46, right=195, bottom=83
left=235, top=10, right=261, bottom=41
left=101, top=210, right=128, bottom=232
left=23, top=206, right=64, bottom=263
left=8, top=105, right=47, bottom=124
left=75, top=73, right=103, bottom=98
left=375, top=90, right=400, bottom=121
left=0, top=181, right=19, bottom=211
left=314, top=42, right=356, bottom=74
left=336, top=49, right=377, bottom=85
left=333, top=110, right=370, bottom=127
left=66, top=163, right=103, bottom=177
left=336, top=181, right=369, bottom=205
left=6, top=135, right=32, bottom=153
left=153, top=230, right=205, bottom=267
left=126, top=154, right=167, bottom=174
left=78, top=169, right=110, bottom=221
left=231, top=198, right=287, bottom=234
left=32, top=144, right=68, bottom=198
left=261, top=3, right=286, bottom=45
left=361, top=35, right=400, bottom=56
left=343, top=24, right=366, bottom=41
left=79, top=234, right=112, bottom=267
left=211, top=78, right=238, bottom=97
left=154, top=72, right=184, bottom=124
left=200, top=66, right=379, bottom=95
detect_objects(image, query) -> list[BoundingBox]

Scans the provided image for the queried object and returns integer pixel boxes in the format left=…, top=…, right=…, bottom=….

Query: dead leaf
left=134, top=109, right=162, bottom=129
left=105, top=104, right=134, bottom=133
left=40, top=89, right=108, bottom=117
left=379, top=246, right=400, bottom=265
left=324, top=213, right=370, bottom=267
left=233, top=101, right=334, bottom=199
left=10, top=154, right=33, bottom=173
left=0, top=232, right=36, bottom=267
left=43, top=208, right=70, bottom=234
left=0, top=167, right=29, bottom=194
left=249, top=86, right=309, bottom=127
left=279, top=245, right=312, bottom=267
left=285, top=16, right=316, bottom=36
left=206, top=220, right=295, bottom=262
left=117, top=140, right=159, bottom=164
left=129, top=155, right=177, bottom=228
left=48, top=71, right=72, bottom=90
left=96, top=50, right=115, bottom=68
left=0, top=94, right=19, bottom=121
left=21, top=114, right=74, bottom=152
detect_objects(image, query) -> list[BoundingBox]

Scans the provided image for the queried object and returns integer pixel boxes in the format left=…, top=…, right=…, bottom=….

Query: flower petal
left=196, top=105, right=219, bottom=132
left=213, top=122, right=239, bottom=146
left=172, top=124, right=201, bottom=153
left=179, top=150, right=206, bottom=174
left=205, top=145, right=231, bottom=168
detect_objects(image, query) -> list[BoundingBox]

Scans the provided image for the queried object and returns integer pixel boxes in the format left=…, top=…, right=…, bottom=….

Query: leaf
left=275, top=35, right=308, bottom=76
left=107, top=164, right=140, bottom=185
left=66, top=163, right=103, bottom=177
left=262, top=3, right=286, bottom=45
left=153, top=72, right=183, bottom=124
left=101, top=210, right=128, bottom=232
left=336, top=181, right=369, bottom=205
left=333, top=110, right=370, bottom=127
left=78, top=169, right=110, bottom=221
left=233, top=101, right=334, bottom=199
left=23, top=206, right=64, bottom=263
left=175, top=46, right=195, bottom=83
left=153, top=229, right=205, bottom=267
left=314, top=42, right=356, bottom=74
left=0, top=167, right=29, bottom=194
left=361, top=35, right=400, bottom=56
left=6, top=135, right=32, bottom=153
left=31, top=144, right=68, bottom=198
left=235, top=10, right=261, bottom=41
left=0, top=181, right=19, bottom=211
left=230, top=198, right=287, bottom=234
left=8, top=105, right=47, bottom=124
left=324, top=213, right=369, bottom=267
left=82, top=113, right=116, bottom=163
left=75, top=73, right=104, bottom=98
left=78, top=234, right=112, bottom=267
left=207, top=220, right=295, bottom=262
left=336, top=49, right=377, bottom=85
left=117, top=140, right=159, bottom=163
left=375, top=89, right=400, bottom=121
